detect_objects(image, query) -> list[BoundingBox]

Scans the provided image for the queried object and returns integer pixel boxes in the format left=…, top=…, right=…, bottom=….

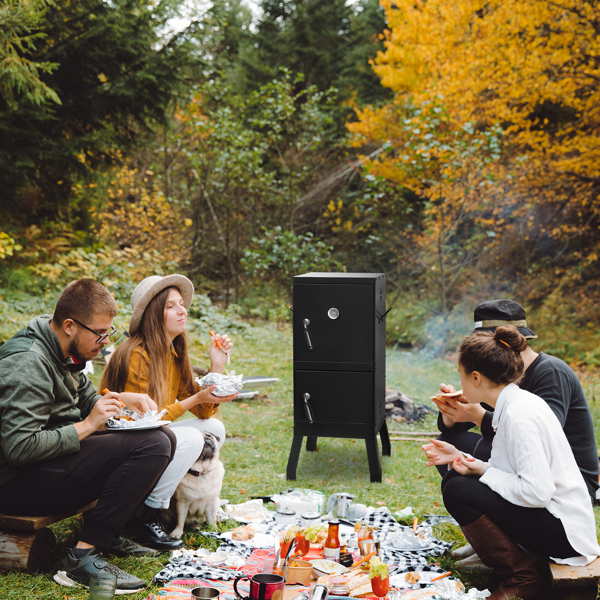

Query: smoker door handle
left=303, top=319, right=313, bottom=350
left=303, top=393, right=314, bottom=423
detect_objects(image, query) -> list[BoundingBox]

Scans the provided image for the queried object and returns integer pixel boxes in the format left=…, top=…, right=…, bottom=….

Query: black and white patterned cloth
left=154, top=557, right=241, bottom=583
left=153, top=507, right=452, bottom=583
left=348, top=508, right=452, bottom=568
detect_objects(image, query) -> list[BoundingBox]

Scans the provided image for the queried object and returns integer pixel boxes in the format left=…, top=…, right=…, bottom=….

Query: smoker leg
left=306, top=437, right=318, bottom=451
left=286, top=435, right=303, bottom=480
left=365, top=437, right=382, bottom=483
left=380, top=420, right=391, bottom=457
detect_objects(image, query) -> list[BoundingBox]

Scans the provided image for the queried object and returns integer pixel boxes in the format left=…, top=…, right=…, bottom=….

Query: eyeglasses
left=71, top=318, right=116, bottom=344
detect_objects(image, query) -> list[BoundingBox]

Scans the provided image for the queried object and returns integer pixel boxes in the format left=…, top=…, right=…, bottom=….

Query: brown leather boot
left=460, top=515, right=544, bottom=600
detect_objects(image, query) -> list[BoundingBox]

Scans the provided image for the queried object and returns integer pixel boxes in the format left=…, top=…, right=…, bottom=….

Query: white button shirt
left=480, top=383, right=600, bottom=566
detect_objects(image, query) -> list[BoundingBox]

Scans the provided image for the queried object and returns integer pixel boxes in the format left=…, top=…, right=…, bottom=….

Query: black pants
left=0, top=427, right=176, bottom=549
left=442, top=469, right=577, bottom=560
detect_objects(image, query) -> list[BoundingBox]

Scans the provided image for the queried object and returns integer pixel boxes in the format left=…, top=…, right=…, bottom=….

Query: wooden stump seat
left=0, top=501, right=97, bottom=572
left=550, top=557, right=600, bottom=600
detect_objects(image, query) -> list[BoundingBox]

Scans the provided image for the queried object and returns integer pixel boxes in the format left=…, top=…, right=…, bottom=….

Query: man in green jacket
left=0, top=279, right=178, bottom=593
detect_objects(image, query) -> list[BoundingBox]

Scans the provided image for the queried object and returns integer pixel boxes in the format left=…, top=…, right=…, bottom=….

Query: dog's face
left=197, top=431, right=219, bottom=466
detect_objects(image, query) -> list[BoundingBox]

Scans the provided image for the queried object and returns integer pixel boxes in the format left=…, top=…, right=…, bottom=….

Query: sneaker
left=53, top=547, right=146, bottom=595
left=108, top=536, right=160, bottom=558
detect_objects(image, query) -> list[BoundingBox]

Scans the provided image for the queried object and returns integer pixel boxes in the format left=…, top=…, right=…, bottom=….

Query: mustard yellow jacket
left=125, top=347, right=218, bottom=422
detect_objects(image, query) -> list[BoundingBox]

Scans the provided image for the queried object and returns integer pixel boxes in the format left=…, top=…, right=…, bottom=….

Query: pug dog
left=164, top=431, right=225, bottom=539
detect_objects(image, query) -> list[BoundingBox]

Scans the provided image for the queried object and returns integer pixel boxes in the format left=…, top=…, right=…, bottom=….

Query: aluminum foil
left=170, top=547, right=246, bottom=568
left=389, top=525, right=433, bottom=549
left=107, top=409, right=168, bottom=429
left=433, top=579, right=490, bottom=599
left=195, top=371, right=244, bottom=397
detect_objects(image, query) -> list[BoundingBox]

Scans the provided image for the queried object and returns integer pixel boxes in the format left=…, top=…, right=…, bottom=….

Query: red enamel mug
left=233, top=573, right=285, bottom=600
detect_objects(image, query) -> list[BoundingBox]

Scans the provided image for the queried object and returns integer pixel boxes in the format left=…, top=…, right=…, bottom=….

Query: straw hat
left=129, top=275, right=194, bottom=335
left=473, top=299, right=537, bottom=340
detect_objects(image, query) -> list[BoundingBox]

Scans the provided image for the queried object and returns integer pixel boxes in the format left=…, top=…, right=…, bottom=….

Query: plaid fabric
left=154, top=548, right=276, bottom=584
left=349, top=509, right=452, bottom=568
left=154, top=508, right=452, bottom=584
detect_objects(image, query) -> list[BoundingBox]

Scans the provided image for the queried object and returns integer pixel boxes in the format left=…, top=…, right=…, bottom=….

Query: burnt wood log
left=0, top=500, right=97, bottom=572
left=0, top=527, right=56, bottom=572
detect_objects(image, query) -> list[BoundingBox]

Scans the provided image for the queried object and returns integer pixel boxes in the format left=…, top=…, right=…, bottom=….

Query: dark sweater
left=0, top=315, right=100, bottom=486
left=438, top=352, right=599, bottom=500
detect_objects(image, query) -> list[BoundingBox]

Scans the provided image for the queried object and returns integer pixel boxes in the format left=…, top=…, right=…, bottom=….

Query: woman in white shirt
left=422, top=325, right=600, bottom=600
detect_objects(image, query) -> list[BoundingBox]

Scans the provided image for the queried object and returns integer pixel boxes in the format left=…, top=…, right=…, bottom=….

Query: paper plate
left=107, top=421, right=169, bottom=431
left=390, top=567, right=450, bottom=588
left=220, top=531, right=275, bottom=548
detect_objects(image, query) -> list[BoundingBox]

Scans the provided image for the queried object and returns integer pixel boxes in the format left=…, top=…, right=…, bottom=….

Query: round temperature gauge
left=327, top=307, right=340, bottom=320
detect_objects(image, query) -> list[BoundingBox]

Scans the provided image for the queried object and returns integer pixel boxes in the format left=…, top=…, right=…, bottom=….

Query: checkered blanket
left=154, top=508, right=451, bottom=583
left=154, top=548, right=273, bottom=583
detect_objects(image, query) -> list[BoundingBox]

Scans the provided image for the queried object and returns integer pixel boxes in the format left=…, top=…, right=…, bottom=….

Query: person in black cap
left=432, top=299, right=599, bottom=563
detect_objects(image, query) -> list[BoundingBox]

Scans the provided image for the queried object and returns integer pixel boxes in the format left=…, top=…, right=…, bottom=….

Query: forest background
left=2, top=0, right=600, bottom=365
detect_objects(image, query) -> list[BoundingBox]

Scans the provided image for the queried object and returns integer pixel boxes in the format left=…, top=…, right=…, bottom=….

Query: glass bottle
left=323, top=520, right=341, bottom=562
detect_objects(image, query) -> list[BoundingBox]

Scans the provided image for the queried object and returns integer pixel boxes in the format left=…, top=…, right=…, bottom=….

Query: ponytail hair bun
left=494, top=325, right=528, bottom=353
left=459, top=324, right=526, bottom=385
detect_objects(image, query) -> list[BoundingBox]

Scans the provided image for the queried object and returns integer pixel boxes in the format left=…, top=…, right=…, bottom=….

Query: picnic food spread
left=150, top=495, right=491, bottom=600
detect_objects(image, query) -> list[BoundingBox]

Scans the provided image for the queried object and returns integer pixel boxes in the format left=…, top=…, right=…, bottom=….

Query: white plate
left=220, top=531, right=275, bottom=548
left=309, top=559, right=349, bottom=575
left=230, top=514, right=267, bottom=524
left=107, top=422, right=169, bottom=431
left=382, top=540, right=437, bottom=552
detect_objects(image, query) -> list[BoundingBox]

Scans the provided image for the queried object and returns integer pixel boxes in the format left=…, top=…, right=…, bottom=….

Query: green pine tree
left=0, top=0, right=199, bottom=221
left=243, top=0, right=352, bottom=93
left=0, top=0, right=61, bottom=110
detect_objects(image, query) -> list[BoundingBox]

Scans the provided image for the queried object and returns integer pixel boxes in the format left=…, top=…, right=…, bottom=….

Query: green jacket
left=0, top=315, right=100, bottom=486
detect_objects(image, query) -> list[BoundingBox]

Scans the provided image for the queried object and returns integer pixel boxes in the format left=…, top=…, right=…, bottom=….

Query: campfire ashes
left=385, top=389, right=432, bottom=424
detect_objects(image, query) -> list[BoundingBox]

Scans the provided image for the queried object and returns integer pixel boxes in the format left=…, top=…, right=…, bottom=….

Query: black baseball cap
left=473, top=299, right=537, bottom=340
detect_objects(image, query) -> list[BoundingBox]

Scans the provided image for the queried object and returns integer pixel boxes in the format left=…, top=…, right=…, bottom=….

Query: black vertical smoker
left=286, top=272, right=391, bottom=483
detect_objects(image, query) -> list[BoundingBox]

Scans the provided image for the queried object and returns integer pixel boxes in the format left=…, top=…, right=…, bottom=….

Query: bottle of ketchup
left=323, top=520, right=341, bottom=562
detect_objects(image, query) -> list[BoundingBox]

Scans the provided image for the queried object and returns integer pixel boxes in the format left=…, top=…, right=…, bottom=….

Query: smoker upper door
left=294, top=283, right=374, bottom=365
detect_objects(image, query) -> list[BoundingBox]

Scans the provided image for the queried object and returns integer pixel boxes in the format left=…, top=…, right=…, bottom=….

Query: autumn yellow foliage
left=350, top=0, right=600, bottom=321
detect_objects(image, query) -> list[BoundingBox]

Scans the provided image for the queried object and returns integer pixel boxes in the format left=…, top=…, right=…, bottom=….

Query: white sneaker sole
left=53, top=570, right=144, bottom=595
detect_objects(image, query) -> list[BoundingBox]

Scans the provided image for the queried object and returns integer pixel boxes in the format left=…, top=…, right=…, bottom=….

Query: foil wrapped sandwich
left=195, top=371, right=244, bottom=397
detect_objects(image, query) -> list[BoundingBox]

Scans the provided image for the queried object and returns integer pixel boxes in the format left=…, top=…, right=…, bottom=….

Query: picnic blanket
left=152, top=504, right=451, bottom=584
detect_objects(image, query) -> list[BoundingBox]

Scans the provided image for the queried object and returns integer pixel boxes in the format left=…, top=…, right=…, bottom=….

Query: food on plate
left=404, top=571, right=421, bottom=584
left=231, top=525, right=255, bottom=540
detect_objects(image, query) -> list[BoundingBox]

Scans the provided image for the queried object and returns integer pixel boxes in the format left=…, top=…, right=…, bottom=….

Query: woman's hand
left=190, top=385, right=238, bottom=406
left=452, top=455, right=488, bottom=477
left=421, top=438, right=460, bottom=467
left=209, top=333, right=233, bottom=373
left=432, top=396, right=486, bottom=426
left=119, top=392, right=158, bottom=415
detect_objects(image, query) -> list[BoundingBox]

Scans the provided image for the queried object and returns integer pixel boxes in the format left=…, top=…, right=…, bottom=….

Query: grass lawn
left=1, top=321, right=599, bottom=598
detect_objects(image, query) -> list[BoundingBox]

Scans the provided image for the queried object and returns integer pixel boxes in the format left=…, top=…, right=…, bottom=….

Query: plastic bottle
left=323, top=520, right=341, bottom=562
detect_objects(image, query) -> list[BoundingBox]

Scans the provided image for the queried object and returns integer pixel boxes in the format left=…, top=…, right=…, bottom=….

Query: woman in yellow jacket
left=101, top=275, right=237, bottom=550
